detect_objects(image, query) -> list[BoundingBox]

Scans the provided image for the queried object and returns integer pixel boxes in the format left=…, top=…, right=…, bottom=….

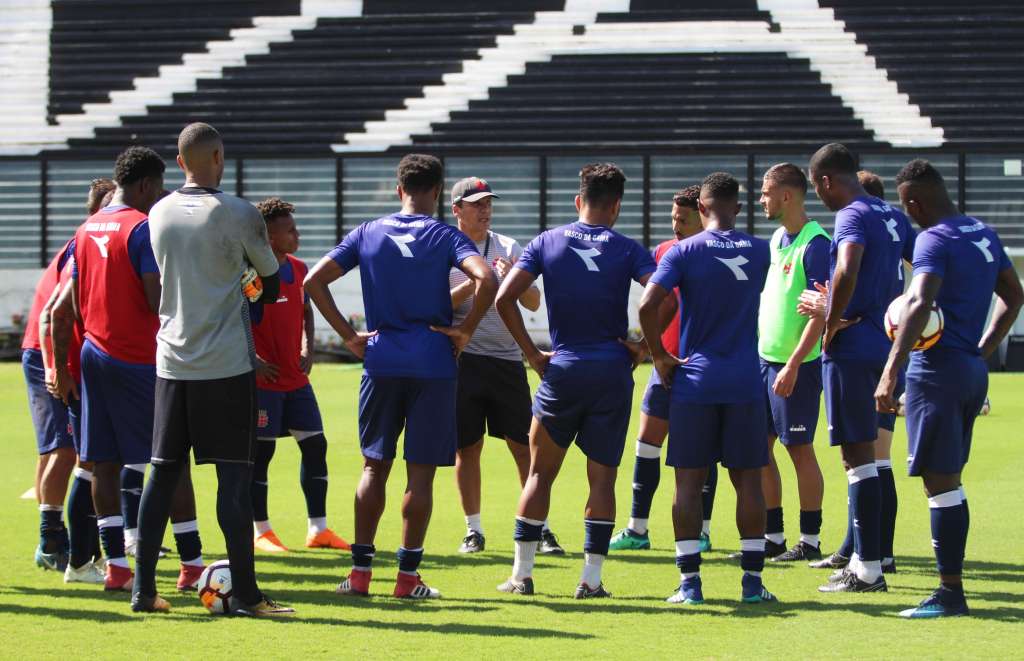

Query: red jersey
left=22, top=242, right=70, bottom=351
left=654, top=239, right=681, bottom=357
left=74, top=207, right=158, bottom=365
left=252, top=255, right=309, bottom=392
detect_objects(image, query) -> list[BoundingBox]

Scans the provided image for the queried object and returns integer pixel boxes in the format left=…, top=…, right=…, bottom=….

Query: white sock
left=542, top=519, right=551, bottom=532
left=183, top=556, right=204, bottom=567
left=765, top=532, right=785, bottom=545
left=701, top=520, right=711, bottom=536
left=254, top=520, right=273, bottom=536
left=108, top=557, right=130, bottom=568
left=882, top=556, right=894, bottom=566
left=856, top=559, right=882, bottom=583
left=466, top=513, right=483, bottom=534
left=512, top=540, right=538, bottom=580
left=39, top=504, right=63, bottom=513
left=308, top=517, right=327, bottom=535
left=745, top=570, right=762, bottom=578
left=800, top=534, right=821, bottom=547
left=580, top=553, right=605, bottom=587
left=124, top=528, right=138, bottom=547
left=628, top=517, right=648, bottom=535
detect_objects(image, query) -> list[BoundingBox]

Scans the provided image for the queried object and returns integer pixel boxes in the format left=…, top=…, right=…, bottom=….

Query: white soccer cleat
left=64, top=560, right=106, bottom=584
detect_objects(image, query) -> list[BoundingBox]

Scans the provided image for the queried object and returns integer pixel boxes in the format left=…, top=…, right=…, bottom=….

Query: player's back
left=828, top=197, right=913, bottom=361
left=149, top=186, right=277, bottom=379
left=914, top=216, right=1009, bottom=361
left=335, top=213, right=477, bottom=379
left=655, top=229, right=769, bottom=403
left=518, top=220, right=655, bottom=363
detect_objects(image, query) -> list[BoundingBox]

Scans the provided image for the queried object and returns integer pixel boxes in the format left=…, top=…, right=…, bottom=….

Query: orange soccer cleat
left=254, top=530, right=289, bottom=553
left=176, top=563, right=205, bottom=592
left=306, top=529, right=351, bottom=550
left=104, top=563, right=134, bottom=592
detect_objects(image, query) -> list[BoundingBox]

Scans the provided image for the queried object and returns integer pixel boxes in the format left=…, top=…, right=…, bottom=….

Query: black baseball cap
left=451, top=177, right=500, bottom=204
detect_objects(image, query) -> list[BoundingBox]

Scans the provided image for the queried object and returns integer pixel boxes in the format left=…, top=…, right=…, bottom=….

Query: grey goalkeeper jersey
left=149, top=185, right=279, bottom=380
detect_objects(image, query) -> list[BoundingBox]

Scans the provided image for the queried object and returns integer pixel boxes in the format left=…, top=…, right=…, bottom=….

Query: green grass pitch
left=0, top=362, right=1021, bottom=659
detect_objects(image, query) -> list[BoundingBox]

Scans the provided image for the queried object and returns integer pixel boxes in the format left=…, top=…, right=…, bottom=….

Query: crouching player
left=876, top=160, right=1022, bottom=617
left=249, top=197, right=349, bottom=553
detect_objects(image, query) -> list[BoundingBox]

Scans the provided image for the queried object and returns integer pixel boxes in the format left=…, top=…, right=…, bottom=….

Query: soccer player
left=805, top=143, right=913, bottom=593
left=306, top=154, right=497, bottom=599
left=130, top=124, right=287, bottom=615
left=755, top=164, right=829, bottom=562
left=876, top=159, right=1022, bottom=617
left=610, top=184, right=721, bottom=552
left=494, top=163, right=655, bottom=598
left=639, top=172, right=774, bottom=605
left=445, top=177, right=565, bottom=555
left=49, top=148, right=207, bottom=596
left=249, top=196, right=349, bottom=553
left=858, top=170, right=885, bottom=200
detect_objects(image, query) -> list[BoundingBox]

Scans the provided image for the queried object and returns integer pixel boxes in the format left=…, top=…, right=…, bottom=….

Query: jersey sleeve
left=630, top=240, right=658, bottom=283
left=242, top=206, right=279, bottom=277
left=650, top=243, right=686, bottom=292
left=58, top=240, right=75, bottom=272
left=449, top=226, right=480, bottom=267
left=127, top=221, right=160, bottom=277
left=515, top=235, right=544, bottom=276
left=327, top=224, right=362, bottom=272
left=833, top=207, right=866, bottom=247
left=802, top=235, right=831, bottom=289
left=911, top=229, right=949, bottom=278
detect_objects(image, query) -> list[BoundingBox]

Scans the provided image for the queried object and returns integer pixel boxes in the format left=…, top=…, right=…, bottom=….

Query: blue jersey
left=516, top=220, right=655, bottom=362
left=328, top=213, right=478, bottom=379
left=651, top=228, right=770, bottom=403
left=911, top=216, right=1011, bottom=358
left=827, top=197, right=914, bottom=362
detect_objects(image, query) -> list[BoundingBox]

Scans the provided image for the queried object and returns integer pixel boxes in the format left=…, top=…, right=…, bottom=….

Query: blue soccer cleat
left=898, top=588, right=970, bottom=619
left=741, top=573, right=778, bottom=603
left=666, top=576, right=704, bottom=605
left=698, top=532, right=712, bottom=553
left=35, top=545, right=68, bottom=572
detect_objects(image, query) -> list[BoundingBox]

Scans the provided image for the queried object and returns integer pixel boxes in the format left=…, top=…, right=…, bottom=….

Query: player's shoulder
left=490, top=230, right=520, bottom=251
left=286, top=254, right=309, bottom=275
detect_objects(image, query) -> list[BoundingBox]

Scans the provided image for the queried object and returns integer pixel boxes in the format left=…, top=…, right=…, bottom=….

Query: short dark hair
left=809, top=143, right=858, bottom=179
left=397, top=154, right=444, bottom=194
left=86, top=177, right=115, bottom=213
left=858, top=170, right=885, bottom=198
left=256, top=197, right=296, bottom=224
left=701, top=171, right=740, bottom=202
left=579, top=162, right=626, bottom=207
left=112, top=146, right=165, bottom=186
left=895, top=159, right=946, bottom=189
left=177, top=122, right=221, bottom=155
left=672, top=185, right=700, bottom=209
left=764, top=162, right=808, bottom=195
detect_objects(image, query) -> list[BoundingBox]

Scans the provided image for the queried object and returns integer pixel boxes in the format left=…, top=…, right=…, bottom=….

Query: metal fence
left=1, top=150, right=1022, bottom=268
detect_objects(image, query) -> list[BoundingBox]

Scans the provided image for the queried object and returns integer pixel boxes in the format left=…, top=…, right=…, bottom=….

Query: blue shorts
left=822, top=358, right=884, bottom=446
left=761, top=357, right=822, bottom=446
left=532, top=359, right=633, bottom=467
left=256, top=384, right=323, bottom=440
left=905, top=353, right=987, bottom=476
left=667, top=399, right=767, bottom=469
left=641, top=369, right=670, bottom=421
left=68, top=397, right=82, bottom=454
left=79, top=339, right=155, bottom=465
left=358, top=374, right=457, bottom=466
left=877, top=371, right=906, bottom=433
left=22, top=349, right=74, bottom=455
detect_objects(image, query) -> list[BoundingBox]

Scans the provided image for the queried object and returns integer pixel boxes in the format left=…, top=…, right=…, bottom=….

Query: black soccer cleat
left=818, top=570, right=887, bottom=593
left=882, top=559, right=897, bottom=574
left=496, top=577, right=534, bottom=595
left=539, top=529, right=566, bottom=555
left=809, top=551, right=850, bottom=569
left=574, top=582, right=611, bottom=599
left=772, top=541, right=823, bottom=562
left=458, top=530, right=485, bottom=554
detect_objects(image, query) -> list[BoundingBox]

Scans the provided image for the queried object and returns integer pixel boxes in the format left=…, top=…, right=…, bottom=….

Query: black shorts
left=152, top=371, right=257, bottom=465
left=456, top=353, right=531, bottom=449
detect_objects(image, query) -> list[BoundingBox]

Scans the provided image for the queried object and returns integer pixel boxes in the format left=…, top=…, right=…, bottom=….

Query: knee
left=50, top=447, right=77, bottom=472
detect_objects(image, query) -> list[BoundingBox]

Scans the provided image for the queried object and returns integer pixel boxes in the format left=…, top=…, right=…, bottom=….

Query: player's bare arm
left=494, top=257, right=541, bottom=311
left=496, top=266, right=550, bottom=375
left=303, top=256, right=376, bottom=359
left=142, top=272, right=161, bottom=314
left=619, top=272, right=654, bottom=369
left=638, top=279, right=684, bottom=387
left=979, top=265, right=1024, bottom=359
left=48, top=278, right=79, bottom=404
left=433, top=254, right=498, bottom=357
left=37, top=283, right=62, bottom=376
left=823, top=241, right=864, bottom=350
left=300, top=301, right=315, bottom=375
left=775, top=309, right=826, bottom=398
left=875, top=272, right=943, bottom=413
left=450, top=278, right=476, bottom=308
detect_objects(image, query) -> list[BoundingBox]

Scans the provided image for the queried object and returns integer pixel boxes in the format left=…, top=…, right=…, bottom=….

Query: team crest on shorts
left=257, top=410, right=269, bottom=428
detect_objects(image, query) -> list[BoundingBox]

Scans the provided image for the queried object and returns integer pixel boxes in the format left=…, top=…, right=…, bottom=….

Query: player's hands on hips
left=772, top=362, right=800, bottom=398
left=299, top=350, right=313, bottom=375
left=822, top=316, right=861, bottom=353
left=653, top=352, right=686, bottom=388
left=493, top=257, right=513, bottom=280
left=618, top=337, right=649, bottom=370
left=874, top=370, right=899, bottom=414
left=255, top=356, right=280, bottom=382
left=344, top=331, right=378, bottom=360
left=430, top=324, right=472, bottom=357
left=526, top=349, right=553, bottom=377
left=46, top=365, right=78, bottom=404
left=797, top=282, right=829, bottom=319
